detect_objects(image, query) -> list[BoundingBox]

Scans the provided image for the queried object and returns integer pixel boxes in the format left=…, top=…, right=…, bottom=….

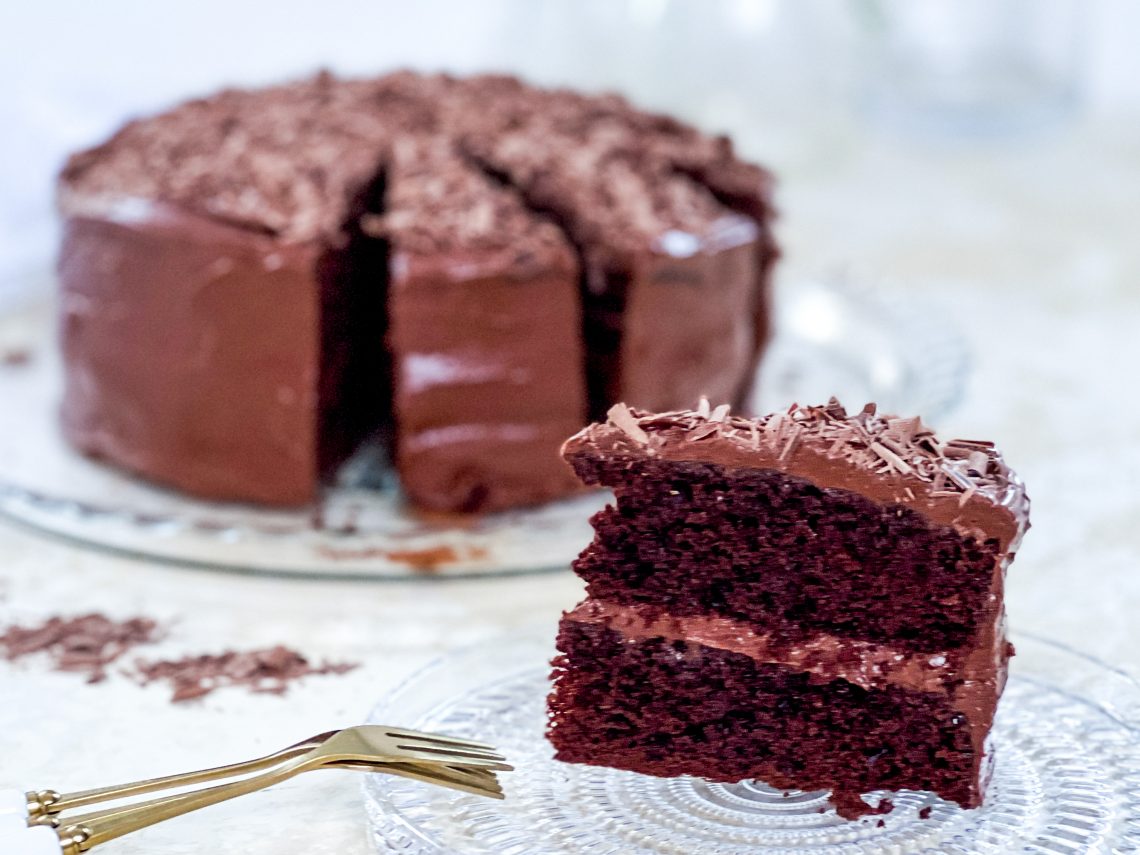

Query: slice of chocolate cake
left=371, top=138, right=585, bottom=512
left=460, top=111, right=763, bottom=420
left=548, top=399, right=1029, bottom=818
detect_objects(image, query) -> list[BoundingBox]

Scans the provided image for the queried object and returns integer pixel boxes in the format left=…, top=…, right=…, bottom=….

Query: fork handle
left=30, top=742, right=314, bottom=817
left=59, top=758, right=307, bottom=851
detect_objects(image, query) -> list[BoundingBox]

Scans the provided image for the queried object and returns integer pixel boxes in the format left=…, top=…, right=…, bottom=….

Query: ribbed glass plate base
left=363, top=631, right=1140, bottom=854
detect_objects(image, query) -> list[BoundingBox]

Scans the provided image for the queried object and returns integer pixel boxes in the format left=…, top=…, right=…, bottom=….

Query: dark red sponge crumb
left=573, top=458, right=1001, bottom=652
left=548, top=620, right=982, bottom=819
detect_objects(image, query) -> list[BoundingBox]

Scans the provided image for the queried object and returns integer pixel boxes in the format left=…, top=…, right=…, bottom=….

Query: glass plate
left=362, top=630, right=1140, bottom=854
left=0, top=273, right=966, bottom=579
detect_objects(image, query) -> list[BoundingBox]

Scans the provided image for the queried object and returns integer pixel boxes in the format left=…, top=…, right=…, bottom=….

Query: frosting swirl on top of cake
left=563, top=397, right=1030, bottom=552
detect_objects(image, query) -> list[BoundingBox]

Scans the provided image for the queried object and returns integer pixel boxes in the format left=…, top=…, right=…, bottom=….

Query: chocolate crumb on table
left=134, top=646, right=359, bottom=703
left=0, top=613, right=160, bottom=683
left=1, top=347, right=31, bottom=366
left=0, top=614, right=359, bottom=702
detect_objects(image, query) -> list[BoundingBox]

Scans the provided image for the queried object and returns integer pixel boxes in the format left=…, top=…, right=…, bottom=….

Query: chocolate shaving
left=885, top=416, right=920, bottom=443
left=778, top=424, right=803, bottom=464
left=823, top=397, right=848, bottom=420
left=606, top=403, right=649, bottom=444
left=709, top=403, right=730, bottom=423
left=686, top=423, right=721, bottom=441
left=869, top=441, right=912, bottom=475
left=696, top=397, right=711, bottom=419
left=134, top=646, right=359, bottom=703
left=966, top=450, right=990, bottom=476
left=0, top=614, right=161, bottom=683
left=941, top=463, right=975, bottom=492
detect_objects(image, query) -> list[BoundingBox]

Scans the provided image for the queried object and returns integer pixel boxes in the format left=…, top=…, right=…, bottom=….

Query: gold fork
left=27, top=726, right=501, bottom=818
left=25, top=726, right=510, bottom=853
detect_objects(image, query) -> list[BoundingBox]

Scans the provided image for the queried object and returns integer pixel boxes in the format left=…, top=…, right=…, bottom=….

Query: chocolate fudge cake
left=548, top=399, right=1029, bottom=818
left=57, top=71, right=778, bottom=511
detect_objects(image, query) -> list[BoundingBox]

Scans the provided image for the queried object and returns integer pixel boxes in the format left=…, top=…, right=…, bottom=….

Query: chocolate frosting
left=59, top=203, right=322, bottom=505
left=564, top=398, right=1030, bottom=553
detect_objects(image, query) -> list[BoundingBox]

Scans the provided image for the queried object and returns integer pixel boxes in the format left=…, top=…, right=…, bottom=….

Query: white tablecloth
left=1, top=112, right=1138, bottom=853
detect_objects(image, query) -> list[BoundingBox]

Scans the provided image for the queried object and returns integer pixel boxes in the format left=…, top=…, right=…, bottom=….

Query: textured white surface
left=0, top=789, right=28, bottom=817
left=0, top=826, right=62, bottom=855
left=0, top=115, right=1138, bottom=855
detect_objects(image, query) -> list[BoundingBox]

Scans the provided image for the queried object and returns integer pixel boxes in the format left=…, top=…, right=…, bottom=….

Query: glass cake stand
left=362, top=630, right=1140, bottom=854
left=0, top=272, right=967, bottom=579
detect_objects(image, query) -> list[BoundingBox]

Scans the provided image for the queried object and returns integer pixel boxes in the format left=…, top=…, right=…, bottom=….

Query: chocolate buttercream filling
left=565, top=598, right=962, bottom=695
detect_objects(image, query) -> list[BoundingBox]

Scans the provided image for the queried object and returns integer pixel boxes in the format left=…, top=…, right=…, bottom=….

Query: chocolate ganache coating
left=57, top=71, right=778, bottom=510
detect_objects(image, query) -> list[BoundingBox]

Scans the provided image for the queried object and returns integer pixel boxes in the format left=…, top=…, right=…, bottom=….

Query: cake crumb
left=0, top=613, right=160, bottom=683
left=918, top=806, right=933, bottom=819
left=1, top=347, right=30, bottom=367
left=134, top=646, right=359, bottom=703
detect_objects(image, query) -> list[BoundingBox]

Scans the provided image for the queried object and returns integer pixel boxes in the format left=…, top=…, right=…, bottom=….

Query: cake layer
left=549, top=617, right=995, bottom=819
left=572, top=455, right=1003, bottom=651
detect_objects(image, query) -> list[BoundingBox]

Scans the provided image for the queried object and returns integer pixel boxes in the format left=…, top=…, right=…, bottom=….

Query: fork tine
left=382, top=728, right=498, bottom=751
left=394, top=742, right=507, bottom=762
left=390, top=745, right=512, bottom=771
left=334, top=759, right=502, bottom=786
left=379, top=762, right=505, bottom=800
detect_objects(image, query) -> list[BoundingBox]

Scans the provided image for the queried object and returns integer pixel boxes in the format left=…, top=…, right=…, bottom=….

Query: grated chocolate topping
left=584, top=398, right=1030, bottom=542
left=60, top=70, right=771, bottom=261
left=361, top=136, right=571, bottom=266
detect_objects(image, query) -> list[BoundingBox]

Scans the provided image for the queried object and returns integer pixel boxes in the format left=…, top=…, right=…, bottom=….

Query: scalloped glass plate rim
left=360, top=628, right=1140, bottom=854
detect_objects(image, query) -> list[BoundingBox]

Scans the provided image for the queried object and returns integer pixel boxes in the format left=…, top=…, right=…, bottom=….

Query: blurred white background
left=2, top=0, right=1139, bottom=293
